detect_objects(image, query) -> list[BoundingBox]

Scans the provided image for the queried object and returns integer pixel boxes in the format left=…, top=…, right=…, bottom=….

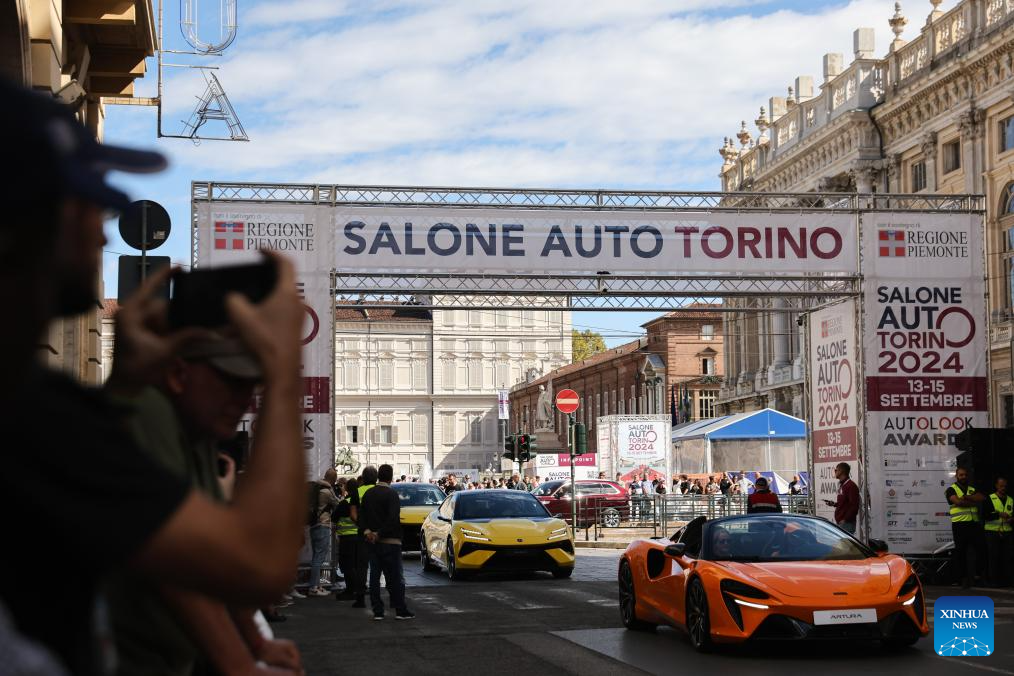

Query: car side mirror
left=552, top=513, right=565, bottom=519
left=664, top=543, right=686, bottom=558
left=868, top=538, right=889, bottom=555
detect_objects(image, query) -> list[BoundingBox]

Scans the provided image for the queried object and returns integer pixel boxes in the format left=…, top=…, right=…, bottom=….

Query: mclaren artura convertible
left=618, top=514, right=928, bottom=650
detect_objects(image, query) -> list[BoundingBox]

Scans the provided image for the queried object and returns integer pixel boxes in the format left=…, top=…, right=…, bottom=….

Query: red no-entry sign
left=555, top=389, right=580, bottom=414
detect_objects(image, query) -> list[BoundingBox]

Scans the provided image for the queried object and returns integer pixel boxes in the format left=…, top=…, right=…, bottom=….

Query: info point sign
left=193, top=188, right=985, bottom=554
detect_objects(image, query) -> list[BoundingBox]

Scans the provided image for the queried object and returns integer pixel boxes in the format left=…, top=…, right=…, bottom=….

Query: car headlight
left=547, top=526, right=569, bottom=540
left=459, top=528, right=490, bottom=542
left=720, top=579, right=770, bottom=600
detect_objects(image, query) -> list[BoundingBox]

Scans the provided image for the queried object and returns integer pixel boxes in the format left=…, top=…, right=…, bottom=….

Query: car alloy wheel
left=602, top=508, right=621, bottom=528
left=446, top=538, right=465, bottom=580
left=618, top=559, right=655, bottom=631
left=420, top=538, right=438, bottom=572
left=686, top=577, right=713, bottom=652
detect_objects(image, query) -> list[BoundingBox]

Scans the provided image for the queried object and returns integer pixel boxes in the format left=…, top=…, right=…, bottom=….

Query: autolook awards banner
left=809, top=299, right=859, bottom=524
left=863, top=214, right=988, bottom=554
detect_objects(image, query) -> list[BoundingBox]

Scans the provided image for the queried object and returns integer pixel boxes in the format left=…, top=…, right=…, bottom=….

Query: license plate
left=813, top=608, right=877, bottom=625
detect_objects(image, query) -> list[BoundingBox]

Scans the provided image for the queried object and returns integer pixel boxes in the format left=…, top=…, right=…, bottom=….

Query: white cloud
left=120, top=0, right=952, bottom=187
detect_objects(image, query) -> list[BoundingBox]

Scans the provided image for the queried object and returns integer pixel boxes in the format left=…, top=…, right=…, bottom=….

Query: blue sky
left=101, top=0, right=938, bottom=346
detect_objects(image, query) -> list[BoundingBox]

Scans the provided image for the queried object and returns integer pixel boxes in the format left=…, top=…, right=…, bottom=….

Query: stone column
left=793, top=317, right=806, bottom=380
left=959, top=106, right=985, bottom=195
left=772, top=299, right=791, bottom=369
left=920, top=131, right=938, bottom=191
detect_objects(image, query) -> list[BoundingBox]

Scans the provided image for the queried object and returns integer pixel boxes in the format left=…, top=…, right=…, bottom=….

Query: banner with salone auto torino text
left=809, top=299, right=860, bottom=526
left=330, top=208, right=857, bottom=274
left=863, top=214, right=988, bottom=554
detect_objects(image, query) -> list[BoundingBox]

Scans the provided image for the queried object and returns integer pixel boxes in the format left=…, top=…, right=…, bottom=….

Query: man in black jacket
left=361, top=464, right=415, bottom=620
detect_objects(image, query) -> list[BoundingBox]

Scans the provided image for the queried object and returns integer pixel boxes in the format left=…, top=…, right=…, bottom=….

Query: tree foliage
left=572, top=329, right=607, bottom=363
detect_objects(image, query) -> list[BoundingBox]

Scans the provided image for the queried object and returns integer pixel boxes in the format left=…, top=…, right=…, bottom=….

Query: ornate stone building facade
left=334, top=307, right=572, bottom=478
left=718, top=0, right=1014, bottom=426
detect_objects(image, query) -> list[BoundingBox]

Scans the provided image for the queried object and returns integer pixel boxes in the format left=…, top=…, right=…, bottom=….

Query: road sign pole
left=569, top=413, right=576, bottom=532
left=140, top=201, right=148, bottom=282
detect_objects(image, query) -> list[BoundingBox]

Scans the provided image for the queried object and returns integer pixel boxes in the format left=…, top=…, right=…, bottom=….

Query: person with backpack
left=307, top=469, right=340, bottom=597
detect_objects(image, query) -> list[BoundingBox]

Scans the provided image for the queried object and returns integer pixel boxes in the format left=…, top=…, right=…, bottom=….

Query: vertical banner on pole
left=195, top=203, right=335, bottom=478
left=862, top=213, right=988, bottom=554
left=808, top=299, right=860, bottom=525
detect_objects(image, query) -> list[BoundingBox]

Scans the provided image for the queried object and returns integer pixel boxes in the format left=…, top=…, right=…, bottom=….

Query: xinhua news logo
left=935, top=596, right=994, bottom=657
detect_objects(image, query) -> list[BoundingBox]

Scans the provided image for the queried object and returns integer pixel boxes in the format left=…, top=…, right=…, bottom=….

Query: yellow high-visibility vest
left=949, top=484, right=979, bottom=523
left=984, top=493, right=1013, bottom=533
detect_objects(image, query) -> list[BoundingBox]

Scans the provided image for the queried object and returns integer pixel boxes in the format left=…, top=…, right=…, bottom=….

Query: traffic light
left=503, top=434, right=517, bottom=461
left=573, top=423, right=587, bottom=455
left=517, top=433, right=539, bottom=462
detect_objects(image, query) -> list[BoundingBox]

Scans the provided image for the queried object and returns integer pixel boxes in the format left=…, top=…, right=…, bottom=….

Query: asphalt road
left=276, top=549, right=1014, bottom=676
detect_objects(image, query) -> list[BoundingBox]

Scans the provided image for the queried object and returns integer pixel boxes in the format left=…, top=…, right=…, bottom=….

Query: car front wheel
left=685, top=577, right=713, bottom=652
left=446, top=538, right=468, bottom=581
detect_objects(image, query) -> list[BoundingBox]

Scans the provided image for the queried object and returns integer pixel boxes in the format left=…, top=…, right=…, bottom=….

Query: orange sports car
left=618, top=514, right=928, bottom=650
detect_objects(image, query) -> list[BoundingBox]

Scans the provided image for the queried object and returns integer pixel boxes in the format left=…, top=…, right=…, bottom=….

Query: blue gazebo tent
left=671, top=408, right=807, bottom=476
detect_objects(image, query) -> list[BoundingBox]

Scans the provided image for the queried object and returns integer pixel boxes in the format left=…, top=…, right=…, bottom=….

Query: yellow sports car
left=420, top=490, right=576, bottom=580
left=392, top=482, right=446, bottom=552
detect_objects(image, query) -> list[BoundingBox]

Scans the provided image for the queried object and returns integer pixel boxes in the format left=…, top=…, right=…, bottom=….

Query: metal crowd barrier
left=583, top=493, right=813, bottom=542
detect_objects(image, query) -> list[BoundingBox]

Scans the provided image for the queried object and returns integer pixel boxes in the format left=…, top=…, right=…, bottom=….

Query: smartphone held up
left=168, top=258, right=278, bottom=329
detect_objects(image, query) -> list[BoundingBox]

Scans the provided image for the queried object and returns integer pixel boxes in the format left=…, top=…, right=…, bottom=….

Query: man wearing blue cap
left=0, top=78, right=308, bottom=674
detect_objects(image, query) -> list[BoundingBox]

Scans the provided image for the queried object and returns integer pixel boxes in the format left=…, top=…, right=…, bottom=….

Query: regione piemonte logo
left=934, top=596, right=994, bottom=657
left=878, top=228, right=906, bottom=257
left=214, top=221, right=245, bottom=250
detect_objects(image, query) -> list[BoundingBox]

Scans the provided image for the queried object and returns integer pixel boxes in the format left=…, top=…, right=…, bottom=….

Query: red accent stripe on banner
left=812, top=427, right=858, bottom=462
left=249, top=376, right=331, bottom=414
left=866, top=376, right=988, bottom=411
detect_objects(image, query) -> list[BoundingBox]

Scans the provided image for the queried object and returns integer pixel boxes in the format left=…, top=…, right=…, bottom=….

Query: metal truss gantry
left=331, top=272, right=858, bottom=312
left=192, top=183, right=984, bottom=312
left=192, top=183, right=981, bottom=213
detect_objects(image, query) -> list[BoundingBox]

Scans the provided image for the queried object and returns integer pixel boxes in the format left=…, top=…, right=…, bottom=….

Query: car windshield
left=393, top=484, right=445, bottom=506
left=454, top=491, right=551, bottom=520
left=704, top=515, right=873, bottom=562
left=533, top=482, right=563, bottom=497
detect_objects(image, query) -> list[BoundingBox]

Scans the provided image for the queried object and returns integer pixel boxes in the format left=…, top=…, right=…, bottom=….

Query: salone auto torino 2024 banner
left=863, top=214, right=988, bottom=554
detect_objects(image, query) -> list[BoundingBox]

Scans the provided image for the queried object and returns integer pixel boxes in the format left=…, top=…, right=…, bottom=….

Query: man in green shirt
left=108, top=335, right=304, bottom=675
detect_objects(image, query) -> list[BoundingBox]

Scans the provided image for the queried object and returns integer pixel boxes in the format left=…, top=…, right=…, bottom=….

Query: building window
left=347, top=426, right=359, bottom=443
left=413, top=415, right=428, bottom=444
left=345, top=362, right=360, bottom=389
left=380, top=425, right=393, bottom=444
left=702, top=358, right=714, bottom=375
left=698, top=392, right=716, bottom=420
left=470, top=415, right=482, bottom=443
left=468, top=360, right=481, bottom=388
left=1004, top=395, right=1014, bottom=429
left=379, top=361, right=393, bottom=389
left=942, top=140, right=961, bottom=174
left=911, top=161, right=927, bottom=192
left=413, top=361, right=427, bottom=390
left=442, top=414, right=455, bottom=445
left=1001, top=115, right=1014, bottom=154
left=1002, top=182, right=1014, bottom=216
left=700, top=324, right=714, bottom=341
left=442, top=360, right=456, bottom=389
